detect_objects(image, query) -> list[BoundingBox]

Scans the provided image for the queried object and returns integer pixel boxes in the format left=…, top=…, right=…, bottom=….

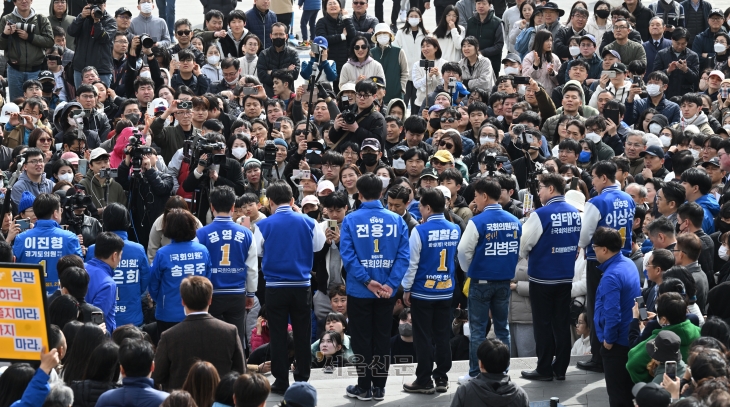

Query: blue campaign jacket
left=696, top=194, right=720, bottom=234
left=340, top=200, right=410, bottom=299
left=580, top=185, right=636, bottom=261
left=402, top=214, right=460, bottom=301
left=594, top=252, right=641, bottom=346
left=197, top=216, right=256, bottom=296
left=10, top=369, right=50, bottom=407
left=13, top=219, right=83, bottom=295
left=85, top=257, right=117, bottom=332
left=458, top=204, right=522, bottom=281
left=149, top=240, right=212, bottom=322
left=522, top=196, right=581, bottom=283
left=87, top=231, right=150, bottom=327
left=95, top=377, right=169, bottom=407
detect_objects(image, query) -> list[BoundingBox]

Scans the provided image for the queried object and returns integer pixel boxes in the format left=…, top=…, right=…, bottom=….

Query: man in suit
left=153, top=276, right=245, bottom=390
left=643, top=16, right=672, bottom=82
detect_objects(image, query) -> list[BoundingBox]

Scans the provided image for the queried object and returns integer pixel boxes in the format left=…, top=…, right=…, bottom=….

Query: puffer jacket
left=351, top=12, right=378, bottom=45
left=68, top=11, right=116, bottom=74
left=48, top=1, right=75, bottom=50
left=256, top=44, right=301, bottom=97
left=201, top=0, right=237, bottom=19
left=394, top=28, right=426, bottom=76
left=84, top=109, right=111, bottom=140
left=245, top=6, right=277, bottom=49
left=315, top=13, right=356, bottom=78
left=624, top=1, right=655, bottom=41
left=69, top=380, right=119, bottom=407
left=509, top=258, right=532, bottom=324
left=0, top=8, right=54, bottom=72
left=330, top=104, right=386, bottom=150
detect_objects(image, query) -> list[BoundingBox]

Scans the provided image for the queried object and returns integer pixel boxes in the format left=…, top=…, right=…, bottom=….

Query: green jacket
left=150, top=117, right=200, bottom=165
left=371, top=44, right=408, bottom=105
left=79, top=169, right=127, bottom=212
left=47, top=1, right=75, bottom=50
left=626, top=319, right=701, bottom=384
left=0, top=9, right=54, bottom=72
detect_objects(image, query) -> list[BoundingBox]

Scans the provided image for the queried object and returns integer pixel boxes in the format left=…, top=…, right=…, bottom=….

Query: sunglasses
left=353, top=45, right=368, bottom=51
left=439, top=141, right=454, bottom=149
left=176, top=30, right=191, bottom=36
left=440, top=117, right=456, bottom=123
left=38, top=137, right=52, bottom=143
left=294, top=129, right=309, bottom=136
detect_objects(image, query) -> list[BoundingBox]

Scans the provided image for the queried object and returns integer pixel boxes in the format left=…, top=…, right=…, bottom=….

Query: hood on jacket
left=48, top=1, right=68, bottom=20
left=684, top=111, right=710, bottom=128
left=564, top=79, right=586, bottom=104
left=697, top=193, right=720, bottom=217
left=467, top=373, right=523, bottom=406
left=12, top=7, right=37, bottom=21
left=386, top=98, right=406, bottom=116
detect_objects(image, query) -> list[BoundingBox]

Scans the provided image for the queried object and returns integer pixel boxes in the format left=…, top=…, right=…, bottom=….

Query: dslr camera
left=86, top=0, right=104, bottom=19
left=139, top=34, right=154, bottom=49
left=263, top=140, right=277, bottom=167
left=126, top=132, right=156, bottom=176
left=419, top=60, right=435, bottom=69
left=11, top=22, right=35, bottom=32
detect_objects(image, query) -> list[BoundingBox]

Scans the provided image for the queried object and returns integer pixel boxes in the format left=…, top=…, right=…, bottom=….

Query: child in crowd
left=572, top=312, right=591, bottom=356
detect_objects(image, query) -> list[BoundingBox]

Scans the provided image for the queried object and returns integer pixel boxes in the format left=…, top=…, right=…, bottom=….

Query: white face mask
left=408, top=18, right=420, bottom=27
left=690, top=148, right=700, bottom=160
left=392, top=158, right=406, bottom=169
left=724, top=124, right=730, bottom=131
left=585, top=132, right=601, bottom=144
left=716, top=43, right=727, bottom=53
left=58, top=173, right=74, bottom=183
left=569, top=46, right=580, bottom=56
left=232, top=146, right=247, bottom=159
left=646, top=83, right=662, bottom=97
left=480, top=135, right=495, bottom=145
left=504, top=66, right=519, bottom=76
left=683, top=112, right=698, bottom=122
left=649, top=123, right=662, bottom=135
left=463, top=321, right=470, bottom=337
left=140, top=70, right=152, bottom=79
left=207, top=55, right=220, bottom=65
left=140, top=2, right=153, bottom=13
left=497, top=115, right=504, bottom=122
left=659, top=135, right=672, bottom=147
left=377, top=34, right=390, bottom=45
left=721, top=245, right=729, bottom=261
left=379, top=176, right=390, bottom=188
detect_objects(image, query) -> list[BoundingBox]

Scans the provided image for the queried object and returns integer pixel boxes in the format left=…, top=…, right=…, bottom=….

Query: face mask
left=703, top=107, right=710, bottom=116
left=232, top=147, right=247, bottom=159
left=683, top=112, right=698, bottom=122
left=140, top=70, right=152, bottom=79
left=41, top=82, right=55, bottom=93
left=140, top=2, right=153, bottom=13
left=497, top=115, right=504, bottom=122
left=306, top=209, right=321, bottom=220
left=660, top=135, right=672, bottom=147
left=585, top=132, right=601, bottom=144
left=272, top=37, right=286, bottom=48
left=125, top=113, right=140, bottom=124
left=408, top=18, right=420, bottom=27
left=648, top=123, right=662, bottom=135
left=362, top=153, right=378, bottom=166
left=569, top=46, right=580, bottom=56
left=720, top=245, right=729, bottom=261
left=226, top=77, right=240, bottom=86
left=377, top=34, right=390, bottom=45
left=429, top=118, right=441, bottom=130
left=480, top=135, right=495, bottom=145
left=207, top=55, right=220, bottom=65
left=398, top=323, right=413, bottom=337
left=716, top=43, right=727, bottom=53
left=578, top=151, right=591, bottom=163
left=646, top=84, right=662, bottom=97
left=690, top=148, right=700, bottom=160
left=595, top=9, right=610, bottom=19
left=58, top=173, right=74, bottom=183
left=504, top=66, right=519, bottom=76
left=699, top=80, right=708, bottom=92
left=716, top=218, right=730, bottom=234
left=379, top=176, right=390, bottom=188
left=724, top=124, right=730, bottom=131
left=306, top=152, right=322, bottom=165
left=392, top=158, right=406, bottom=170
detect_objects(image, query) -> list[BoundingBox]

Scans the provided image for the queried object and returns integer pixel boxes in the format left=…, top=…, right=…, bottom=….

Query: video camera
left=126, top=132, right=156, bottom=176
left=183, top=134, right=225, bottom=168
left=263, top=140, right=277, bottom=168
left=64, top=186, right=92, bottom=211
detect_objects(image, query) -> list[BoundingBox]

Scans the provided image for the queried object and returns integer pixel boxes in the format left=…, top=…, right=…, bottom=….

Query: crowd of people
left=6, top=0, right=730, bottom=406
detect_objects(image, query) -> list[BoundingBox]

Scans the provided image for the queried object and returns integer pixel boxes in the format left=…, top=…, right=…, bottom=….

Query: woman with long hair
left=314, top=0, right=356, bottom=92
left=395, top=7, right=429, bottom=113
left=412, top=37, right=446, bottom=116
left=458, top=36, right=495, bottom=93
left=509, top=1, right=536, bottom=54
left=432, top=5, right=464, bottom=63
left=514, top=8, right=543, bottom=60
left=28, top=127, right=54, bottom=163
left=522, top=29, right=561, bottom=95
left=339, top=35, right=386, bottom=89
left=239, top=34, right=261, bottom=77
left=182, top=361, right=220, bottom=407
left=69, top=342, right=121, bottom=407
left=585, top=1, right=612, bottom=49
left=0, top=363, right=36, bottom=407
left=339, top=164, right=362, bottom=210
left=147, top=196, right=204, bottom=264
left=49, top=294, right=80, bottom=329
left=577, top=139, right=598, bottom=171
left=61, top=323, right=108, bottom=385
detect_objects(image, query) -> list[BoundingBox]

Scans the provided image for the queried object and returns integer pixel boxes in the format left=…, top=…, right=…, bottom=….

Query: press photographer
left=330, top=79, right=386, bottom=150
left=0, top=0, right=54, bottom=100
left=116, top=131, right=174, bottom=249
left=59, top=185, right=103, bottom=248
left=182, top=133, right=246, bottom=224
left=79, top=147, right=126, bottom=217
left=150, top=99, right=197, bottom=164
left=68, top=0, right=116, bottom=88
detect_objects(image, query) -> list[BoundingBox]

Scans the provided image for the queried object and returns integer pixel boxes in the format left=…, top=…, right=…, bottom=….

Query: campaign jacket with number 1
left=149, top=240, right=212, bottom=323
left=86, top=231, right=150, bottom=327
left=340, top=200, right=410, bottom=299
left=401, top=214, right=461, bottom=301
left=579, top=185, right=636, bottom=261
left=197, top=216, right=258, bottom=296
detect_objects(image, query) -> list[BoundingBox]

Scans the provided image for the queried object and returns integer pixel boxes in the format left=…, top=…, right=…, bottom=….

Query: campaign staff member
left=340, top=173, right=410, bottom=401
left=13, top=193, right=82, bottom=295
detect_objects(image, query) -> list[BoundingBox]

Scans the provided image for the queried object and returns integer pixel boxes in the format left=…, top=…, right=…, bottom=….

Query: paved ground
left=261, top=356, right=609, bottom=407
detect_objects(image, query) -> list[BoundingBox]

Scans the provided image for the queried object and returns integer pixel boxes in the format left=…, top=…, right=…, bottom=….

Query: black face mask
left=595, top=9, right=610, bottom=19
left=306, top=152, right=322, bottom=165
left=272, top=37, right=286, bottom=48
left=716, top=218, right=730, bottom=235
left=702, top=107, right=710, bottom=116
left=362, top=153, right=378, bottom=166
left=41, top=109, right=49, bottom=122
left=306, top=209, right=321, bottom=220
left=429, top=118, right=441, bottom=130
left=42, top=82, right=55, bottom=93
left=125, top=113, right=140, bottom=124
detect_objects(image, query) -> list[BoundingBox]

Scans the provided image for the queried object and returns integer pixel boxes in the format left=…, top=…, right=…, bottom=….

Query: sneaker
left=435, top=378, right=449, bottom=392
left=398, top=10, right=407, bottom=22
left=403, top=381, right=435, bottom=394
left=373, top=387, right=385, bottom=400
left=346, top=385, right=372, bottom=401
left=457, top=374, right=476, bottom=385
left=323, top=365, right=334, bottom=374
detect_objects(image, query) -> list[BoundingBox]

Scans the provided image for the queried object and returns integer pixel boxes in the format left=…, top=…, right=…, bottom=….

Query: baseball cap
left=313, top=36, right=329, bottom=50
left=702, top=157, right=721, bottom=168
left=431, top=150, right=454, bottom=163
left=428, top=105, right=445, bottom=114
left=435, top=185, right=451, bottom=200
left=632, top=382, right=671, bottom=407
left=609, top=62, right=627, bottom=73
left=601, top=49, right=621, bottom=61
left=282, top=383, right=317, bottom=407
left=362, top=138, right=381, bottom=152
left=316, top=180, right=335, bottom=195
left=301, top=195, right=320, bottom=207
left=420, top=167, right=438, bottom=179
left=710, top=70, right=726, bottom=80
left=38, top=70, right=54, bottom=82
left=645, top=330, right=681, bottom=363
left=710, top=8, right=724, bottom=18
left=115, top=7, right=132, bottom=17
left=392, top=145, right=410, bottom=154
left=579, top=34, right=597, bottom=46
left=502, top=53, right=521, bottom=64
left=149, top=98, right=169, bottom=114
left=639, top=145, right=665, bottom=158
left=0, top=103, right=19, bottom=124
left=369, top=76, right=386, bottom=88
left=60, top=152, right=80, bottom=164
left=89, top=147, right=110, bottom=162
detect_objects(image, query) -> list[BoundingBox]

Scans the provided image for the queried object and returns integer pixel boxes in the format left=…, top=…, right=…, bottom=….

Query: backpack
left=515, top=27, right=535, bottom=60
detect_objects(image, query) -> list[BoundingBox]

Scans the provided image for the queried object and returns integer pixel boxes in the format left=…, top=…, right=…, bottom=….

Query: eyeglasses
left=343, top=151, right=357, bottom=157
left=613, top=25, right=629, bottom=30
left=439, top=141, right=454, bottom=149
left=114, top=40, right=128, bottom=44
left=353, top=1, right=367, bottom=4
left=353, top=45, right=368, bottom=51
left=356, top=93, right=372, bottom=99
left=38, top=137, right=52, bottom=143
left=177, top=111, right=193, bottom=116
left=440, top=117, right=456, bottom=123
left=323, top=164, right=341, bottom=169
left=79, top=94, right=95, bottom=99
left=26, top=159, right=44, bottom=165
left=626, top=142, right=645, bottom=148
left=176, top=30, right=191, bottom=36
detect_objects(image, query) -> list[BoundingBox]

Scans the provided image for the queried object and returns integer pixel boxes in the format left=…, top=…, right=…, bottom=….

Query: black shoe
left=435, top=378, right=449, bottom=393
left=554, top=373, right=566, bottom=380
left=521, top=369, right=553, bottom=381
left=403, top=381, right=435, bottom=394
left=270, top=381, right=289, bottom=395
left=346, top=385, right=372, bottom=401
left=576, top=360, right=604, bottom=373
